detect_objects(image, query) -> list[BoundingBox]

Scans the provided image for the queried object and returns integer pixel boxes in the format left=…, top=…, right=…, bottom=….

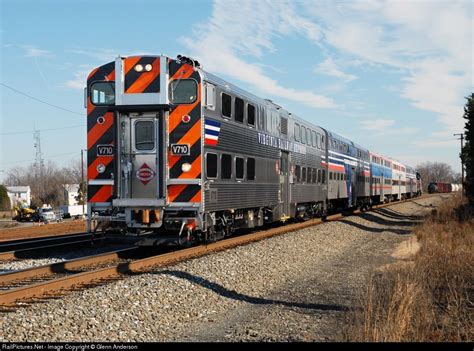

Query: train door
left=381, top=171, right=384, bottom=201
left=280, top=152, right=290, bottom=218
left=398, top=175, right=401, bottom=200
left=119, top=112, right=160, bottom=199
left=350, top=166, right=356, bottom=207
left=131, top=116, right=158, bottom=198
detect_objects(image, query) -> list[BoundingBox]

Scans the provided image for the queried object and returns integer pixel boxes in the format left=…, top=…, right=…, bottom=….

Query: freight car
left=85, top=54, right=422, bottom=244
left=428, top=182, right=461, bottom=194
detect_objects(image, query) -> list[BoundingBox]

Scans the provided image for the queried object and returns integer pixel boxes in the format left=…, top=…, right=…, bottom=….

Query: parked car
left=33, top=206, right=63, bottom=223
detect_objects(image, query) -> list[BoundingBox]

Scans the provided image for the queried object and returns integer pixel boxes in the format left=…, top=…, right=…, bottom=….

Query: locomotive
left=85, top=54, right=422, bottom=244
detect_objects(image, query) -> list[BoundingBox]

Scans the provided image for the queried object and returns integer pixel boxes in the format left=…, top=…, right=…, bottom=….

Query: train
left=427, top=182, right=462, bottom=194
left=85, top=54, right=423, bottom=244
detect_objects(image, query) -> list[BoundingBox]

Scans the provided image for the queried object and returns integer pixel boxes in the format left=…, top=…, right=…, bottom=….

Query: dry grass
left=344, top=194, right=474, bottom=341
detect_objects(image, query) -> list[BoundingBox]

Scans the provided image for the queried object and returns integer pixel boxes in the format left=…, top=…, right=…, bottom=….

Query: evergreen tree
left=0, top=185, right=11, bottom=211
left=462, top=93, right=474, bottom=204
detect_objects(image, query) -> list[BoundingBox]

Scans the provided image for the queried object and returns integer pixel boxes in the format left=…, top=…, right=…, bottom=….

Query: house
left=63, top=184, right=81, bottom=206
left=6, top=186, right=31, bottom=208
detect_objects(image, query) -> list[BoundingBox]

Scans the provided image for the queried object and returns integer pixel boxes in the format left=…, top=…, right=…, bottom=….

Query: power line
left=0, top=124, right=85, bottom=136
left=0, top=82, right=83, bottom=116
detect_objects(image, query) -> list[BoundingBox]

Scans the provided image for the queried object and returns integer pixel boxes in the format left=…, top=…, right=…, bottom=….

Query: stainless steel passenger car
left=85, top=54, right=422, bottom=244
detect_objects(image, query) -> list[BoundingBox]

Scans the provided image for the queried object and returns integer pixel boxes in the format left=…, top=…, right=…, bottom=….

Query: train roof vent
left=281, top=117, right=288, bottom=135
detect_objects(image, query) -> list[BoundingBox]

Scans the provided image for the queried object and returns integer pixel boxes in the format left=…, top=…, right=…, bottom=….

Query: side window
left=322, top=170, right=326, bottom=183
left=302, top=167, right=307, bottom=183
left=235, top=97, right=244, bottom=123
left=294, top=123, right=300, bottom=142
left=221, top=154, right=232, bottom=179
left=222, top=93, right=232, bottom=118
left=206, top=153, right=217, bottom=179
left=307, top=129, right=311, bottom=146
left=247, top=158, right=255, bottom=180
left=329, top=172, right=333, bottom=180
left=312, top=168, right=317, bottom=183
left=317, top=169, right=321, bottom=183
left=321, top=135, right=325, bottom=149
left=247, top=104, right=255, bottom=126
left=236, top=157, right=244, bottom=180
left=295, top=165, right=301, bottom=182
left=301, top=126, right=307, bottom=144
left=312, top=131, right=316, bottom=147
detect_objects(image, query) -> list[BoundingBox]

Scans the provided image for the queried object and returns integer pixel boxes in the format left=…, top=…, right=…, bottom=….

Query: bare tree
left=416, top=161, right=456, bottom=191
left=4, top=158, right=84, bottom=208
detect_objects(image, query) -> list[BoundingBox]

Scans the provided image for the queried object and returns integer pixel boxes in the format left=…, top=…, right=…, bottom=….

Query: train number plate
left=171, top=144, right=190, bottom=156
left=97, top=145, right=114, bottom=156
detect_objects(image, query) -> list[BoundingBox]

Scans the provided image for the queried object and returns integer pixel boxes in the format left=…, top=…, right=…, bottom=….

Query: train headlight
left=145, top=64, right=153, bottom=72
left=97, top=164, right=106, bottom=173
left=134, top=64, right=144, bottom=72
left=182, top=163, right=192, bottom=173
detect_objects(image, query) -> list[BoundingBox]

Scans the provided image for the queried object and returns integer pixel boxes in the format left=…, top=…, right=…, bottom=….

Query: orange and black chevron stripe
left=86, top=62, right=115, bottom=203
left=124, top=56, right=160, bottom=94
left=167, top=59, right=202, bottom=203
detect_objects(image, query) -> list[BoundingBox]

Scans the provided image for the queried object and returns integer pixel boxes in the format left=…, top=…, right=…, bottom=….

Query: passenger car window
left=247, top=104, right=255, bottom=126
left=206, top=153, right=217, bottom=178
left=222, top=93, right=232, bottom=118
left=235, top=97, right=244, bottom=123
left=221, top=154, right=232, bottom=179
left=236, top=157, right=244, bottom=179
left=169, top=79, right=197, bottom=104
left=247, top=158, right=255, bottom=180
left=294, top=123, right=300, bottom=142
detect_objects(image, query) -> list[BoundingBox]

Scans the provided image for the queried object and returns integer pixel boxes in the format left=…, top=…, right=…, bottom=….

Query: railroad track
left=0, top=194, right=441, bottom=311
left=0, top=233, right=107, bottom=261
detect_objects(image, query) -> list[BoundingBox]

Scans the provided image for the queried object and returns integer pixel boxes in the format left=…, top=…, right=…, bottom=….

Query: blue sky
left=1, top=0, right=472, bottom=181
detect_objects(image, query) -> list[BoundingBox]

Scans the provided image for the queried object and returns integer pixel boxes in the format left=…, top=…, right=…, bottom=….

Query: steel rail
left=0, top=232, right=91, bottom=252
left=0, top=194, right=439, bottom=307
left=0, top=237, right=106, bottom=261
left=0, top=247, right=138, bottom=286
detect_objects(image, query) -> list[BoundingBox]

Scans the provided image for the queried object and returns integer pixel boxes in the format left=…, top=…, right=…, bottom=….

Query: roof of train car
left=88, top=55, right=417, bottom=171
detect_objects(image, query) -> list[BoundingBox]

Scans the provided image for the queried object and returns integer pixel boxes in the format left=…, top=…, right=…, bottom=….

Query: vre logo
left=136, top=163, right=156, bottom=185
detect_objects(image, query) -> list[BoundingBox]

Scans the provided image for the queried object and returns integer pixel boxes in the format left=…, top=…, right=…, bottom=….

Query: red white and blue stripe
left=204, top=119, right=221, bottom=146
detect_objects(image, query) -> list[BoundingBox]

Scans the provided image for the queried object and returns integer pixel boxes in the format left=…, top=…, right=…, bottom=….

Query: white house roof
left=64, top=184, right=80, bottom=192
left=6, top=186, right=30, bottom=193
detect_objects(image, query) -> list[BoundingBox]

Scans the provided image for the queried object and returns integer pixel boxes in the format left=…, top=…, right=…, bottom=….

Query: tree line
left=1, top=159, right=85, bottom=209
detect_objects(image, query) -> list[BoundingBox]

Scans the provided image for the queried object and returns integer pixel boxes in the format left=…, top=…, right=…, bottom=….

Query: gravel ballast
left=0, top=195, right=447, bottom=342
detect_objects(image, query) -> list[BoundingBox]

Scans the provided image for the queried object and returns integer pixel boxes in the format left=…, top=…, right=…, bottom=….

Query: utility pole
left=454, top=133, right=464, bottom=186
left=33, top=129, right=45, bottom=202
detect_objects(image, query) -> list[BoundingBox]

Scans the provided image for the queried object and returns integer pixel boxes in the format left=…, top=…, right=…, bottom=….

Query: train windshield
left=169, top=79, right=197, bottom=104
left=90, top=82, right=115, bottom=105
